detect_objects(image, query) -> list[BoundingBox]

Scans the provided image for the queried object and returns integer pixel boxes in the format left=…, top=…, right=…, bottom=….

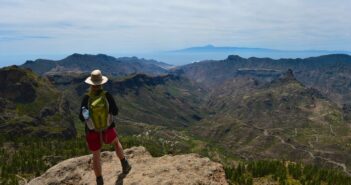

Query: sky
left=0, top=0, right=351, bottom=66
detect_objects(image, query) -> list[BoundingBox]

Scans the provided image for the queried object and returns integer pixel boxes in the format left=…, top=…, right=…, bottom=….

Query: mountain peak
left=69, top=53, right=82, bottom=57
left=63, top=53, right=116, bottom=62
left=62, top=53, right=85, bottom=61
left=28, top=146, right=227, bottom=185
left=282, top=69, right=295, bottom=80
left=269, top=69, right=302, bottom=87
left=64, top=53, right=87, bottom=60
left=203, top=44, right=215, bottom=48
left=226, top=55, right=244, bottom=61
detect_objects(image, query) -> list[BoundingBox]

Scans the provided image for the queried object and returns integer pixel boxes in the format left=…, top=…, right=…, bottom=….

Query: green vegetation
left=225, top=160, right=351, bottom=185
left=0, top=136, right=88, bottom=185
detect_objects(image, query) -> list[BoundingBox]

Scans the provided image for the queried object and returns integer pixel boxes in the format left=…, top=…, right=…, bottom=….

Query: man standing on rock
left=79, top=69, right=131, bottom=185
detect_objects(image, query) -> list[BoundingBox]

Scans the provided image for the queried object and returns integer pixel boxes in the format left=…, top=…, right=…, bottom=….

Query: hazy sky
left=0, top=0, right=350, bottom=65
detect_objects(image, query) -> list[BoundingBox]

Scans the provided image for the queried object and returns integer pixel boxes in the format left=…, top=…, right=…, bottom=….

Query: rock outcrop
left=28, top=146, right=228, bottom=185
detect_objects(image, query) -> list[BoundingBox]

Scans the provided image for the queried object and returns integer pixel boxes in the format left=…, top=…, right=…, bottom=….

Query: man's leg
left=92, top=149, right=102, bottom=177
left=112, top=138, right=131, bottom=174
left=103, top=128, right=125, bottom=160
left=113, top=138, right=125, bottom=160
left=86, top=131, right=104, bottom=184
left=104, top=128, right=131, bottom=174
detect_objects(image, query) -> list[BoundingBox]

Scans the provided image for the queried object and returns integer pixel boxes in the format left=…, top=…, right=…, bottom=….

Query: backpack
left=87, top=90, right=112, bottom=131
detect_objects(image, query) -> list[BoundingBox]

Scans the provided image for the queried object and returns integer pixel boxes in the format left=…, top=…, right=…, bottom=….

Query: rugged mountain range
left=21, top=53, right=171, bottom=76
left=3, top=53, right=351, bottom=175
left=174, top=54, right=351, bottom=105
left=191, top=70, right=351, bottom=174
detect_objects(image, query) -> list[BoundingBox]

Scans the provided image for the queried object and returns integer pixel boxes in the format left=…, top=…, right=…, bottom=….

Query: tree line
left=225, top=160, right=351, bottom=185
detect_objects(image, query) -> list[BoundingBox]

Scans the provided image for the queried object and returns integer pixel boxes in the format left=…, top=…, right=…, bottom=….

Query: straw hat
left=84, top=69, right=108, bottom=85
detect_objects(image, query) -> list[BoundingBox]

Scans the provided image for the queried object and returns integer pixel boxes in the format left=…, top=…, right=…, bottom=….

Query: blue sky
left=0, top=0, right=350, bottom=66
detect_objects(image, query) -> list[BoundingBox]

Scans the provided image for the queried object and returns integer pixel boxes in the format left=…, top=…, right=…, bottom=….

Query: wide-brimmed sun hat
left=84, top=69, right=108, bottom=85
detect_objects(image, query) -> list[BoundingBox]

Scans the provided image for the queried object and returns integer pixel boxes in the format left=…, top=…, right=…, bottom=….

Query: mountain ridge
left=175, top=53, right=351, bottom=105
left=160, top=45, right=351, bottom=64
left=173, top=45, right=351, bottom=56
left=21, top=53, right=172, bottom=76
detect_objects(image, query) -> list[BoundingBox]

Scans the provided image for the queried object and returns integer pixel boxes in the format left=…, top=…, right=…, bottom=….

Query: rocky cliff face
left=28, top=146, right=227, bottom=185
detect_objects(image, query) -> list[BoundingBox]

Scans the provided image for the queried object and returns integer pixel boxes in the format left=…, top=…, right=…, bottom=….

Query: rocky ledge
left=28, top=146, right=228, bottom=185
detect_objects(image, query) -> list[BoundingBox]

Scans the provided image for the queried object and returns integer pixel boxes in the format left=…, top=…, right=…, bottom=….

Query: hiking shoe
left=121, top=158, right=131, bottom=174
left=96, top=176, right=104, bottom=185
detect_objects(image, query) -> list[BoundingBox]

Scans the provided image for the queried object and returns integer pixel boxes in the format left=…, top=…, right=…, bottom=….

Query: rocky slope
left=28, top=146, right=227, bottom=185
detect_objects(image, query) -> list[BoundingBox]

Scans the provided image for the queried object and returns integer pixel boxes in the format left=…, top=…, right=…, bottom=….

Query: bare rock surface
left=28, top=146, right=228, bottom=185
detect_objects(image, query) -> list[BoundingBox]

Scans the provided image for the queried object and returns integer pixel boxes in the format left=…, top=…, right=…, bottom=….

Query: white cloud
left=0, top=0, right=350, bottom=56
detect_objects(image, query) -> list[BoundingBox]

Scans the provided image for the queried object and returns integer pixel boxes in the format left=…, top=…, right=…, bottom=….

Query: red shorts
left=86, top=128, right=118, bottom=151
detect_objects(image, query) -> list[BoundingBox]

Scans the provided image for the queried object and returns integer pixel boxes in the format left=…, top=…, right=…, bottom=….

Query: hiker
left=79, top=69, right=131, bottom=185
